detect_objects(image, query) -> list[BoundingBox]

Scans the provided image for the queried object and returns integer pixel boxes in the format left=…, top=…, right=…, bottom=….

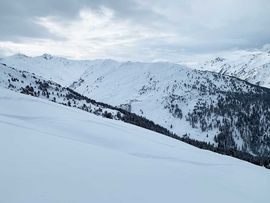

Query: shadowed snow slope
left=0, top=88, right=269, bottom=203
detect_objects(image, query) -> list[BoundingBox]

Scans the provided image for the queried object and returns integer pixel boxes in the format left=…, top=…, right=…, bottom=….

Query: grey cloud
left=0, top=0, right=270, bottom=58
left=0, top=0, right=155, bottom=40
left=142, top=0, right=270, bottom=51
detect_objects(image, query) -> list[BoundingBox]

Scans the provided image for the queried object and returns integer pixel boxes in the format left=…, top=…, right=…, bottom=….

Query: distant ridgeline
left=0, top=62, right=270, bottom=169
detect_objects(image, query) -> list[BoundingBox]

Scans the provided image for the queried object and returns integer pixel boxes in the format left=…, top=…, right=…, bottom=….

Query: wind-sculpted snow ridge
left=1, top=87, right=270, bottom=203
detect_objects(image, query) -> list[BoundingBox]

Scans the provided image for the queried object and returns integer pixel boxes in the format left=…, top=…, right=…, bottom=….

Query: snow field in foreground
left=0, top=88, right=269, bottom=203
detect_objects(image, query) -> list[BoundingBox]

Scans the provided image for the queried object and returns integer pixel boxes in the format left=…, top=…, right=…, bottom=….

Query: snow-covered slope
left=0, top=62, right=123, bottom=119
left=195, top=49, right=270, bottom=88
left=0, top=87, right=269, bottom=203
left=2, top=54, right=270, bottom=158
left=0, top=62, right=176, bottom=143
left=71, top=61, right=270, bottom=157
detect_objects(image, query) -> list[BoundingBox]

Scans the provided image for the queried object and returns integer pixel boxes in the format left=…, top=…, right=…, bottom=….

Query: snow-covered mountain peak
left=40, top=53, right=54, bottom=60
left=10, top=53, right=29, bottom=59
left=0, top=53, right=98, bottom=86
left=212, top=57, right=226, bottom=63
left=195, top=49, right=270, bottom=87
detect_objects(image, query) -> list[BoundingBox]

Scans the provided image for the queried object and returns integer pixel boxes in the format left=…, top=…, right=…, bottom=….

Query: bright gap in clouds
left=0, top=7, right=184, bottom=61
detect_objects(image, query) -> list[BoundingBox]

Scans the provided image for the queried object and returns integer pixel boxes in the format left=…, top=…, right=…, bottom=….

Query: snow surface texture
left=0, top=87, right=269, bottom=203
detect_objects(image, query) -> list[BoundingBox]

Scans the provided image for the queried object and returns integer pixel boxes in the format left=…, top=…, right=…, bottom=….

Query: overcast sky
left=0, top=0, right=269, bottom=61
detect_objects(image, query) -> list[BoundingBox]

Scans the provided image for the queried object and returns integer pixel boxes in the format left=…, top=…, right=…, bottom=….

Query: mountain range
left=1, top=51, right=270, bottom=165
left=193, top=49, right=270, bottom=88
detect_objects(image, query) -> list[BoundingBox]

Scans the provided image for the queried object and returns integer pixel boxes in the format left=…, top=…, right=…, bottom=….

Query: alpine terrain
left=2, top=1, right=269, bottom=202
left=0, top=87, right=270, bottom=203
left=1, top=54, right=270, bottom=167
left=194, top=49, right=270, bottom=88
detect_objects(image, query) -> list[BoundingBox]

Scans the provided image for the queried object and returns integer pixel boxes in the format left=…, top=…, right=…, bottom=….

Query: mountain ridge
left=1, top=53, right=270, bottom=160
left=193, top=49, right=270, bottom=88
